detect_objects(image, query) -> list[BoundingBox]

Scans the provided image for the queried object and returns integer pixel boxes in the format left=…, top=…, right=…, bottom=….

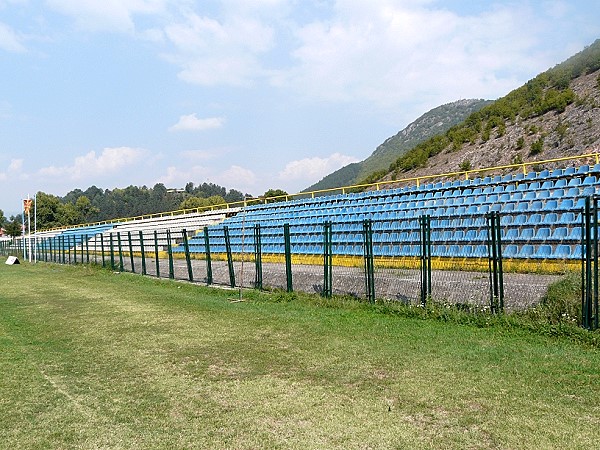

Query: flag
left=24, top=199, right=33, bottom=214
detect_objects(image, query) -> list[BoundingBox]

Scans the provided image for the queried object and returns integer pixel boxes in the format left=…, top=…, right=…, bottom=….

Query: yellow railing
left=41, top=150, right=600, bottom=233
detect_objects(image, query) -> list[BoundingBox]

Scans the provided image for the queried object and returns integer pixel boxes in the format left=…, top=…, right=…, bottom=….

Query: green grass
left=1, top=263, right=599, bottom=449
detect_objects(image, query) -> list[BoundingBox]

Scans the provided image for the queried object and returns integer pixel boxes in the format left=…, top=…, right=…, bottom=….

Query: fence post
left=109, top=233, right=115, bottom=270
left=419, top=215, right=432, bottom=306
left=363, top=219, right=375, bottom=303
left=139, top=231, right=147, bottom=276
left=101, top=233, right=105, bottom=267
left=284, top=223, right=293, bottom=292
left=85, top=234, right=89, bottom=264
left=117, top=232, right=124, bottom=272
left=224, top=226, right=236, bottom=288
left=154, top=230, right=160, bottom=278
left=182, top=229, right=193, bottom=282
left=167, top=229, right=174, bottom=279
left=323, top=221, right=333, bottom=298
left=254, top=224, right=263, bottom=290
left=487, top=212, right=504, bottom=313
left=204, top=227, right=212, bottom=285
left=128, top=231, right=135, bottom=273
left=594, top=196, right=599, bottom=330
left=582, top=196, right=599, bottom=330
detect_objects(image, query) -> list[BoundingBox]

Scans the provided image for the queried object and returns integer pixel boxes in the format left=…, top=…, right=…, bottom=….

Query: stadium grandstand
left=3, top=152, right=600, bottom=320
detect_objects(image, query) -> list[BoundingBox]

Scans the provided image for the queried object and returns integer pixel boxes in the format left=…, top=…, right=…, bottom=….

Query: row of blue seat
left=183, top=241, right=579, bottom=260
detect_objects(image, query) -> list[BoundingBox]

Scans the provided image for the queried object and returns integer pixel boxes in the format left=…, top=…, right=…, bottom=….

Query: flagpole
left=27, top=194, right=32, bottom=263
left=22, top=199, right=26, bottom=261
left=34, top=193, right=37, bottom=263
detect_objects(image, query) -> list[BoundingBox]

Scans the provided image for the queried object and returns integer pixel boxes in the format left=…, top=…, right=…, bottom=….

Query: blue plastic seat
left=551, top=227, right=569, bottom=240
left=527, top=214, right=542, bottom=225
left=503, top=244, right=518, bottom=258
left=519, top=228, right=535, bottom=241
left=554, top=178, right=567, bottom=188
left=559, top=212, right=576, bottom=224
left=513, top=214, right=528, bottom=225
left=577, top=165, right=590, bottom=175
left=552, top=244, right=571, bottom=259
left=518, top=244, right=535, bottom=258
left=533, top=227, right=551, bottom=241
left=557, top=199, right=574, bottom=211
left=534, top=244, right=553, bottom=259
left=542, top=213, right=558, bottom=225
left=444, top=245, right=458, bottom=257
left=568, top=227, right=582, bottom=241
left=503, top=228, right=519, bottom=240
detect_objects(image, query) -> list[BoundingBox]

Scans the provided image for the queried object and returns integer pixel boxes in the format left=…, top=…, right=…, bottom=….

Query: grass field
left=0, top=263, right=599, bottom=449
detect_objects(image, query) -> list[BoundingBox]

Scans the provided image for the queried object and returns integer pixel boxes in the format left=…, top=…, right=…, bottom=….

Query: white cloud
left=155, top=165, right=210, bottom=187
left=180, top=149, right=224, bottom=162
left=163, top=11, right=275, bottom=86
left=155, top=163, right=256, bottom=193
left=274, top=0, right=582, bottom=110
left=278, top=152, right=359, bottom=184
left=216, top=165, right=257, bottom=188
left=38, top=147, right=146, bottom=180
left=0, top=22, right=26, bottom=52
left=0, top=158, right=27, bottom=183
left=8, top=158, right=23, bottom=172
left=169, top=114, right=225, bottom=132
left=46, top=0, right=167, bottom=33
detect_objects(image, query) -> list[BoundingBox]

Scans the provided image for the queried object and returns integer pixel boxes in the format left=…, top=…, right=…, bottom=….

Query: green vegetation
left=262, top=188, right=289, bottom=202
left=516, top=136, right=525, bottom=149
left=529, top=136, right=545, bottom=156
left=458, top=159, right=472, bottom=171
left=32, top=182, right=246, bottom=230
left=381, top=40, right=600, bottom=177
left=179, top=194, right=227, bottom=210
left=0, top=263, right=598, bottom=449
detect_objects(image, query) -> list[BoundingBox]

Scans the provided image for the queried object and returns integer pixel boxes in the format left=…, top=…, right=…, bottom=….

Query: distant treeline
left=30, top=182, right=246, bottom=230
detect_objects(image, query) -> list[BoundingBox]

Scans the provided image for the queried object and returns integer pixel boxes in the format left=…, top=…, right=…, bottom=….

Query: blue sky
left=1, top=0, right=599, bottom=215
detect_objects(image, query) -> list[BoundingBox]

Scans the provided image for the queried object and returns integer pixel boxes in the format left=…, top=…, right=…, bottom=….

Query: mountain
left=305, top=99, right=492, bottom=192
left=370, top=39, right=600, bottom=185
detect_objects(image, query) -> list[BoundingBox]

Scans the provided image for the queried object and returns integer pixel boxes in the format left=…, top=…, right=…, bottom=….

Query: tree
left=0, top=209, right=7, bottom=229
left=263, top=189, right=288, bottom=203
left=5, top=217, right=22, bottom=237
left=179, top=195, right=227, bottom=211
left=75, top=196, right=99, bottom=223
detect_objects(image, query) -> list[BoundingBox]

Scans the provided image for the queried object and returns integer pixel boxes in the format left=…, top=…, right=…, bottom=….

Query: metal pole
left=284, top=223, right=293, bottom=292
left=254, top=224, right=262, bottom=290
left=139, top=231, right=147, bottom=276
left=323, top=221, right=332, bottom=298
left=363, top=219, right=375, bottom=303
left=204, top=227, right=212, bottom=285
left=154, top=230, right=160, bottom=278
left=182, top=229, right=193, bottom=282
left=224, top=226, right=235, bottom=288
left=128, top=231, right=135, bottom=273
left=167, top=229, right=175, bottom=279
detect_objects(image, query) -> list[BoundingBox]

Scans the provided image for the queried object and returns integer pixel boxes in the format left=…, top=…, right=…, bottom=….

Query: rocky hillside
left=373, top=40, right=600, bottom=186
left=305, top=99, right=491, bottom=192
